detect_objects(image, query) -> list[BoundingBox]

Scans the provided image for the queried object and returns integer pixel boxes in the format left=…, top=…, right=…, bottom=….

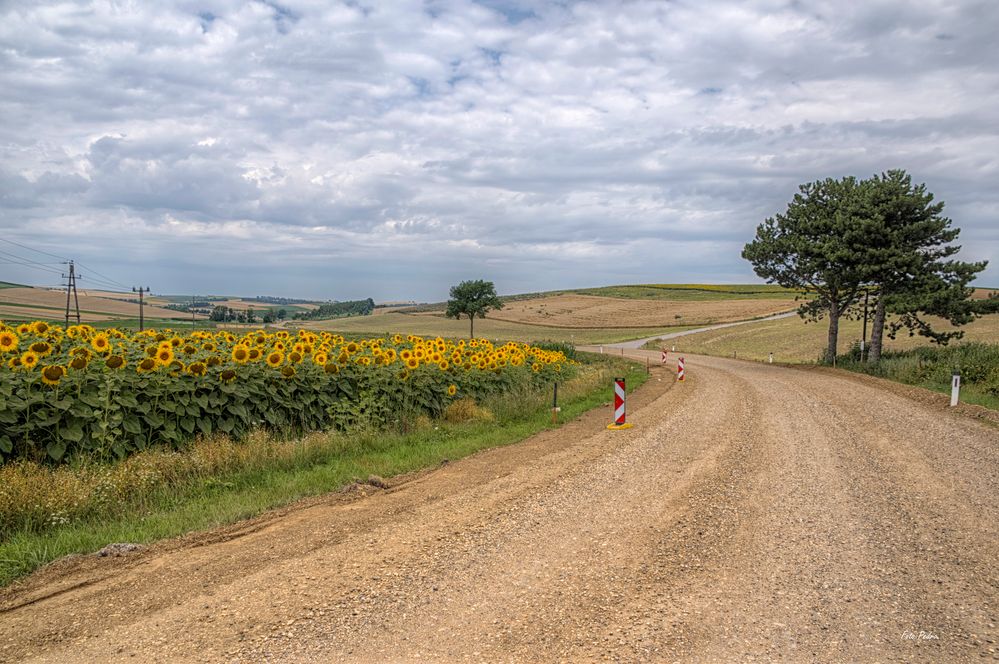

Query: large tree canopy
left=742, top=176, right=870, bottom=364
left=861, top=170, right=986, bottom=362
left=445, top=279, right=503, bottom=339
left=744, top=171, right=987, bottom=365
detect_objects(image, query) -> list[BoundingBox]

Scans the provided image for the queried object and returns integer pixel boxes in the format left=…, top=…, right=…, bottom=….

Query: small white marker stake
left=768, top=352, right=773, bottom=364
left=951, top=371, right=961, bottom=407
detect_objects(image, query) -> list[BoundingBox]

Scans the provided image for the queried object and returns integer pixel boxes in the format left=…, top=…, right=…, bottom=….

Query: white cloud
left=1, top=0, right=997, bottom=299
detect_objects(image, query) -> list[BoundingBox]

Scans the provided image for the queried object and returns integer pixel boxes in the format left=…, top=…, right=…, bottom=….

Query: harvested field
left=303, top=311, right=692, bottom=345
left=479, top=293, right=795, bottom=328
left=0, top=287, right=201, bottom=321
left=654, top=312, right=999, bottom=362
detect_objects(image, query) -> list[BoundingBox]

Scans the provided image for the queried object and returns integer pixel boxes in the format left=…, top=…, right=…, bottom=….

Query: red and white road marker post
left=677, top=357, right=685, bottom=382
left=661, top=347, right=668, bottom=364
left=606, top=377, right=634, bottom=430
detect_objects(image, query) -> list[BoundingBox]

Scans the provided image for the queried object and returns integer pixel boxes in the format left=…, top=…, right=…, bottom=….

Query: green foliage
left=295, top=298, right=375, bottom=320
left=445, top=279, right=504, bottom=338
left=743, top=176, right=871, bottom=363
left=839, top=342, right=999, bottom=399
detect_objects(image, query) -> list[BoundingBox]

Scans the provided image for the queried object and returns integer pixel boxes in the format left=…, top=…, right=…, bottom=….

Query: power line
left=0, top=237, right=69, bottom=262
left=73, top=261, right=130, bottom=291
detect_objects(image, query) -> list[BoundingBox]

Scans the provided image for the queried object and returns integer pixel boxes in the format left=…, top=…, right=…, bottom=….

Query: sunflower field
left=0, top=321, right=573, bottom=463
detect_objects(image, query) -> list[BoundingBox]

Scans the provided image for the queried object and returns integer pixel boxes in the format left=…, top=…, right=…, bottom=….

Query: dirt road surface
left=1, top=352, right=997, bottom=662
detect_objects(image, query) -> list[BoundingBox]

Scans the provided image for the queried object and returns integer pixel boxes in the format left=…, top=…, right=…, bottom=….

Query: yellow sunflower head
left=0, top=330, right=19, bottom=353
left=231, top=345, right=250, bottom=364
left=323, top=362, right=339, bottom=375
left=206, top=356, right=222, bottom=367
left=20, top=351, right=39, bottom=369
left=248, top=348, right=262, bottom=362
left=288, top=351, right=303, bottom=364
left=31, top=320, right=50, bottom=335
left=447, top=384, right=457, bottom=396
left=219, top=368, right=237, bottom=384
left=137, top=357, right=158, bottom=373
left=280, top=365, right=296, bottom=379
left=40, top=364, right=65, bottom=386
left=156, top=347, right=175, bottom=365
left=69, top=355, right=89, bottom=370
left=91, top=333, right=111, bottom=353
left=266, top=350, right=284, bottom=367
left=187, top=361, right=207, bottom=377
left=313, top=351, right=328, bottom=365
left=106, top=355, right=126, bottom=370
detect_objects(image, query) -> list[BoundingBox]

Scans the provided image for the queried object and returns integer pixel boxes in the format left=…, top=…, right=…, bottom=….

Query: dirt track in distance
left=1, top=352, right=996, bottom=662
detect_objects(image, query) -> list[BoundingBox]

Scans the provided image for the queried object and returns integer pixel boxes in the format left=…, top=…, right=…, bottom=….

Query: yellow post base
left=606, top=423, right=634, bottom=430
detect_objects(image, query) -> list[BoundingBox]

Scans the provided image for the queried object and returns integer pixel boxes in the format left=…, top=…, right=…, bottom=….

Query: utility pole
left=62, top=261, right=81, bottom=328
left=133, top=286, right=150, bottom=331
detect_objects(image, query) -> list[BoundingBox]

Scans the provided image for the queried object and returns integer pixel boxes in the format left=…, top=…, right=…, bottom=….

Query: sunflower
left=531, top=363, right=541, bottom=372
left=438, top=360, right=449, bottom=371
left=397, top=369, right=410, bottom=381
left=41, top=364, right=66, bottom=386
left=29, top=341, right=53, bottom=357
left=280, top=365, right=296, bottom=379
left=312, top=351, right=328, bottom=365
left=288, top=351, right=303, bottom=364
left=447, top=384, right=457, bottom=396
left=137, top=357, right=158, bottom=373
left=20, top=351, right=39, bottom=369
left=8, top=356, right=23, bottom=370
left=273, top=341, right=286, bottom=351
left=145, top=344, right=159, bottom=358
left=231, top=345, right=250, bottom=364
left=219, top=369, right=237, bottom=384
left=91, top=333, right=111, bottom=354
left=169, top=337, right=183, bottom=348
left=0, top=330, right=18, bottom=353
left=106, top=355, right=126, bottom=370
left=156, top=347, right=175, bottom=365
left=206, top=356, right=222, bottom=367
left=405, top=357, right=419, bottom=370
left=323, top=362, right=339, bottom=375
left=202, top=342, right=217, bottom=352
left=266, top=350, right=284, bottom=368
left=187, top=361, right=207, bottom=377
left=69, top=355, right=89, bottom=370
left=248, top=348, right=262, bottom=362
left=17, top=323, right=30, bottom=334
left=345, top=342, right=359, bottom=354
left=31, top=320, right=50, bottom=335
left=168, top=359, right=185, bottom=374
left=182, top=344, right=197, bottom=356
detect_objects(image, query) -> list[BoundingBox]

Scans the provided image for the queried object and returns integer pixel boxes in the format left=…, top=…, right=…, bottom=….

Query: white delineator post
left=768, top=352, right=774, bottom=364
left=661, top=348, right=668, bottom=364
left=951, top=371, right=961, bottom=407
left=677, top=357, right=685, bottom=382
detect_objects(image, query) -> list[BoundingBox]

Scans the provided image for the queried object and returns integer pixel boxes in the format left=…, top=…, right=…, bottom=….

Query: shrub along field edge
left=0, top=354, right=647, bottom=588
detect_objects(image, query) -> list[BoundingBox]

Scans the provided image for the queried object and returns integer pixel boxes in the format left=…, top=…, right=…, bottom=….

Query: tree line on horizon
left=744, top=169, right=996, bottom=364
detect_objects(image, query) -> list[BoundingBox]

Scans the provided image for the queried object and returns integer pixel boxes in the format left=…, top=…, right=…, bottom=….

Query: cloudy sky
left=1, top=0, right=997, bottom=301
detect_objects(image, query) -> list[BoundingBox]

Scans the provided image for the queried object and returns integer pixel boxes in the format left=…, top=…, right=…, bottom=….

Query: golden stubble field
left=0, top=287, right=200, bottom=322
left=658, top=312, right=999, bottom=362
left=417, top=294, right=795, bottom=329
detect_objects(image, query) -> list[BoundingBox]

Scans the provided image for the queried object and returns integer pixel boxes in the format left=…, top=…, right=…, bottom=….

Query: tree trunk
left=868, top=292, right=887, bottom=364
left=826, top=299, right=840, bottom=365
left=469, top=313, right=474, bottom=339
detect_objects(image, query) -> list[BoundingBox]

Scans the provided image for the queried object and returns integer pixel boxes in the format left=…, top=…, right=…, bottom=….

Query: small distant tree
left=276, top=308, right=287, bottom=320
left=262, top=311, right=275, bottom=324
left=445, top=279, right=503, bottom=338
left=246, top=306, right=257, bottom=324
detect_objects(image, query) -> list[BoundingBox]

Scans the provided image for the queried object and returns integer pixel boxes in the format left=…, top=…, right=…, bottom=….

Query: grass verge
left=0, top=354, right=646, bottom=588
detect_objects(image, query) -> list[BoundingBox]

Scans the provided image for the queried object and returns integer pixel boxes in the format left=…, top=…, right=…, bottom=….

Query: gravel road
left=1, top=352, right=997, bottom=663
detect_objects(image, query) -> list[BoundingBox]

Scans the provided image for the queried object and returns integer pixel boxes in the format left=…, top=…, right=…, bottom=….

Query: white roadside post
left=951, top=371, right=961, bottom=407
left=768, top=352, right=773, bottom=364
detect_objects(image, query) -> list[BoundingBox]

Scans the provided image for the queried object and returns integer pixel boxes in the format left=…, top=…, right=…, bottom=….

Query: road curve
left=1, top=352, right=996, bottom=663
left=598, top=311, right=797, bottom=349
